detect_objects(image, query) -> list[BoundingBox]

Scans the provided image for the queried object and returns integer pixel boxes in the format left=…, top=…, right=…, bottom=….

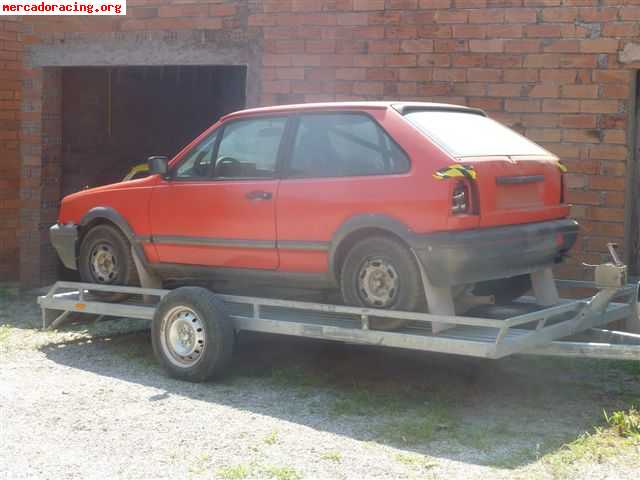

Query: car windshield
left=404, top=110, right=550, bottom=158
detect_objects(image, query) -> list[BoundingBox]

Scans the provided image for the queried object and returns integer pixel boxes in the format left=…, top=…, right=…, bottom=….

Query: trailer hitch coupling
left=594, top=243, right=627, bottom=289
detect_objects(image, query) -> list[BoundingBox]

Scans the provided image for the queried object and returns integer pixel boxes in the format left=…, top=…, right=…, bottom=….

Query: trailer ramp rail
left=38, top=280, right=640, bottom=361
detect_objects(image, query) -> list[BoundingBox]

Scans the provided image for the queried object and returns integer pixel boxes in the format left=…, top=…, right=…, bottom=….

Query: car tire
left=78, top=224, right=139, bottom=300
left=472, top=274, right=532, bottom=304
left=340, top=235, right=426, bottom=331
left=152, top=287, right=234, bottom=382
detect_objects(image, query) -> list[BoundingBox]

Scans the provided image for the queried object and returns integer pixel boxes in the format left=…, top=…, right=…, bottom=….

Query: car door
left=276, top=111, right=412, bottom=273
left=149, top=115, right=287, bottom=269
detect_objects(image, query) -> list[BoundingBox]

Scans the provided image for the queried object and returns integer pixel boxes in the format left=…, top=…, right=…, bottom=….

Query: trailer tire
left=152, top=287, right=234, bottom=382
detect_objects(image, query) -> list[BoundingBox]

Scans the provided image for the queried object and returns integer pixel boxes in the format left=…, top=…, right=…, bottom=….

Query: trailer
left=38, top=254, right=640, bottom=382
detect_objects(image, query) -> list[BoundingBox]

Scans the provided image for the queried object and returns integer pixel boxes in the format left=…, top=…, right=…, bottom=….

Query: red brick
left=398, top=68, right=433, bottom=81
left=400, top=39, right=434, bottom=53
left=580, top=39, right=619, bottom=53
left=384, top=54, right=417, bottom=66
left=559, top=115, right=597, bottom=128
left=335, top=68, right=366, bottom=80
left=505, top=99, right=541, bottom=112
left=468, top=97, right=503, bottom=111
left=542, top=99, right=580, bottom=113
left=578, top=7, right=618, bottom=22
left=563, top=129, right=601, bottom=143
left=602, top=130, right=626, bottom=145
left=589, top=145, right=627, bottom=161
left=353, top=0, right=385, bottom=10
left=580, top=100, right=620, bottom=114
left=469, top=39, right=503, bottom=53
left=434, top=39, right=468, bottom=53
left=528, top=84, right=559, bottom=97
left=561, top=85, right=599, bottom=98
left=540, top=69, right=577, bottom=83
left=452, top=25, right=487, bottom=38
left=468, top=9, right=505, bottom=23
left=434, top=10, right=468, bottom=23
left=433, top=68, right=466, bottom=81
left=593, top=70, right=631, bottom=84
left=543, top=40, right=580, bottom=53
left=525, top=24, right=563, bottom=38
left=602, top=23, right=639, bottom=38
left=601, top=84, right=630, bottom=99
left=337, top=13, right=369, bottom=25
left=352, top=81, right=384, bottom=95
left=487, top=83, right=523, bottom=97
left=620, top=6, right=640, bottom=20
left=505, top=8, right=537, bottom=23
left=417, top=53, right=451, bottom=67
left=503, top=69, right=538, bottom=82
left=468, top=68, right=502, bottom=82
left=542, top=7, right=578, bottom=22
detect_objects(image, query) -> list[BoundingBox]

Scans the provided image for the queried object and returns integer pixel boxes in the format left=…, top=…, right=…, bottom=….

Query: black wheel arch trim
left=79, top=206, right=152, bottom=268
left=328, top=214, right=416, bottom=281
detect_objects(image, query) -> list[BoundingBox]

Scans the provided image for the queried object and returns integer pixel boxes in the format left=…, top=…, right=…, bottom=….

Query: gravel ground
left=1, top=290, right=639, bottom=480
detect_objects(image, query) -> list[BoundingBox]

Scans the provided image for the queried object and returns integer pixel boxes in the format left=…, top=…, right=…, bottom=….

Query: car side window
left=173, top=130, right=219, bottom=180
left=214, top=117, right=287, bottom=179
left=288, top=113, right=410, bottom=178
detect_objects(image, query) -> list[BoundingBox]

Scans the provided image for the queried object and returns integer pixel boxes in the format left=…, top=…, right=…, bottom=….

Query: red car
left=51, top=102, right=577, bottom=324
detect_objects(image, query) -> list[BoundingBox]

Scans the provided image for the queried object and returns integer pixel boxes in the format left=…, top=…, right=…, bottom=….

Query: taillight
left=560, top=173, right=567, bottom=203
left=452, top=181, right=470, bottom=215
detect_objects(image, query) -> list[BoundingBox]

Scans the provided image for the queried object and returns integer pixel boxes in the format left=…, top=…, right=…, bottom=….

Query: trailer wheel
left=152, top=287, right=234, bottom=382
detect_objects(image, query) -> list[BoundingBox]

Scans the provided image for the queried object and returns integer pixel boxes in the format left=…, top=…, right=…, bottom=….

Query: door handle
left=245, top=190, right=273, bottom=201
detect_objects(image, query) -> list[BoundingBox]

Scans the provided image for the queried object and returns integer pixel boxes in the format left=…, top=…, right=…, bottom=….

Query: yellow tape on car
left=433, top=164, right=477, bottom=181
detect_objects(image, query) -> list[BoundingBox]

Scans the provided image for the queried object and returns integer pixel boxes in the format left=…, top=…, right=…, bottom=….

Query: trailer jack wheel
left=151, top=287, right=234, bottom=382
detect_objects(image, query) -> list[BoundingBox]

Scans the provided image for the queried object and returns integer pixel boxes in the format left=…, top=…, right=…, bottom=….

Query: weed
left=264, top=430, right=278, bottom=445
left=394, top=452, right=436, bottom=469
left=217, top=464, right=249, bottom=480
left=271, top=366, right=329, bottom=389
left=604, top=407, right=640, bottom=438
left=320, top=451, right=342, bottom=463
left=264, top=465, right=302, bottom=480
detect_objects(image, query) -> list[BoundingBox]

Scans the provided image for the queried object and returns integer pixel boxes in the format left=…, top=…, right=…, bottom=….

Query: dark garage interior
left=61, top=65, right=247, bottom=196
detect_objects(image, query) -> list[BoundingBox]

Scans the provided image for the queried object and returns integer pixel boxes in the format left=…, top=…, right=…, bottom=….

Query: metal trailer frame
left=38, top=279, right=640, bottom=361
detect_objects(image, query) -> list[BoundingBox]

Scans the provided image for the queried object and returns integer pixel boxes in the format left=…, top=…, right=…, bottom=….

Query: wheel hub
left=358, top=258, right=399, bottom=308
left=162, top=307, right=206, bottom=368
left=90, top=243, right=119, bottom=283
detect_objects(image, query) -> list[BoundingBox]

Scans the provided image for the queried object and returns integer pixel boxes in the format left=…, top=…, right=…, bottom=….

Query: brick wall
left=7, top=0, right=640, bottom=285
left=0, top=18, right=22, bottom=282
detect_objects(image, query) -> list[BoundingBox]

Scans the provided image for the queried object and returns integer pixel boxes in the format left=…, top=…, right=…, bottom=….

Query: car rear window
left=404, top=110, right=550, bottom=158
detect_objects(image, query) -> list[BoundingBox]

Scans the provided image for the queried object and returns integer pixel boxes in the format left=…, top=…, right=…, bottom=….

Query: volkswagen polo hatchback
left=50, top=102, right=578, bottom=328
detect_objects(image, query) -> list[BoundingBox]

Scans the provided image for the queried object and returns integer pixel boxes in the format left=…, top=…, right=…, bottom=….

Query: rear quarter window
left=404, top=110, right=551, bottom=158
left=288, top=112, right=410, bottom=178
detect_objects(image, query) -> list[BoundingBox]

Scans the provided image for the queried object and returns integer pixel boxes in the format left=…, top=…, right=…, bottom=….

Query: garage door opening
left=61, top=65, right=247, bottom=196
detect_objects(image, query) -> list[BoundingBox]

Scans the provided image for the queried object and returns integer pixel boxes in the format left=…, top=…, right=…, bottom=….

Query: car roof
left=221, top=101, right=485, bottom=121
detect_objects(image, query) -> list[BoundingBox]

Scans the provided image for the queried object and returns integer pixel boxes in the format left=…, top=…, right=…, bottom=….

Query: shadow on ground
left=35, top=318, right=640, bottom=470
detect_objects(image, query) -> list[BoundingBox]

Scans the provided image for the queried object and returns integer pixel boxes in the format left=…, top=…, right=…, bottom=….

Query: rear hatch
left=402, top=108, right=566, bottom=228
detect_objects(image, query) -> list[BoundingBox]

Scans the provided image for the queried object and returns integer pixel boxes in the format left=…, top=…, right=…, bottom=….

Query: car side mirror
left=147, top=156, right=169, bottom=177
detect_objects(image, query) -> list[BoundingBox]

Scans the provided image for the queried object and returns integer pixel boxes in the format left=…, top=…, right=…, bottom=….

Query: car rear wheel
left=78, top=224, right=138, bottom=300
left=340, top=236, right=426, bottom=330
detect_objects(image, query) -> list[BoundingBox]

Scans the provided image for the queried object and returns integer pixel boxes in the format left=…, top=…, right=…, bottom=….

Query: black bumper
left=50, top=223, right=79, bottom=270
left=411, top=219, right=579, bottom=287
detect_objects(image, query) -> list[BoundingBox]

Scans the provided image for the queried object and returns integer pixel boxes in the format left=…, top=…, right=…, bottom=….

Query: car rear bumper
left=411, top=219, right=579, bottom=287
left=50, top=223, right=79, bottom=270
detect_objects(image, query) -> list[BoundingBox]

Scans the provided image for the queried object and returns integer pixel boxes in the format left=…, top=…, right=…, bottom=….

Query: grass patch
left=264, top=466, right=302, bottom=480
left=217, top=464, right=249, bottom=480
left=320, top=451, right=342, bottom=463
left=0, top=324, right=13, bottom=344
left=378, top=403, right=455, bottom=445
left=270, top=366, right=330, bottom=389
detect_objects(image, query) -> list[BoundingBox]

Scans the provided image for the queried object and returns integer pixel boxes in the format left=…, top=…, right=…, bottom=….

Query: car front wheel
left=340, top=236, right=426, bottom=330
left=78, top=224, right=138, bottom=298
